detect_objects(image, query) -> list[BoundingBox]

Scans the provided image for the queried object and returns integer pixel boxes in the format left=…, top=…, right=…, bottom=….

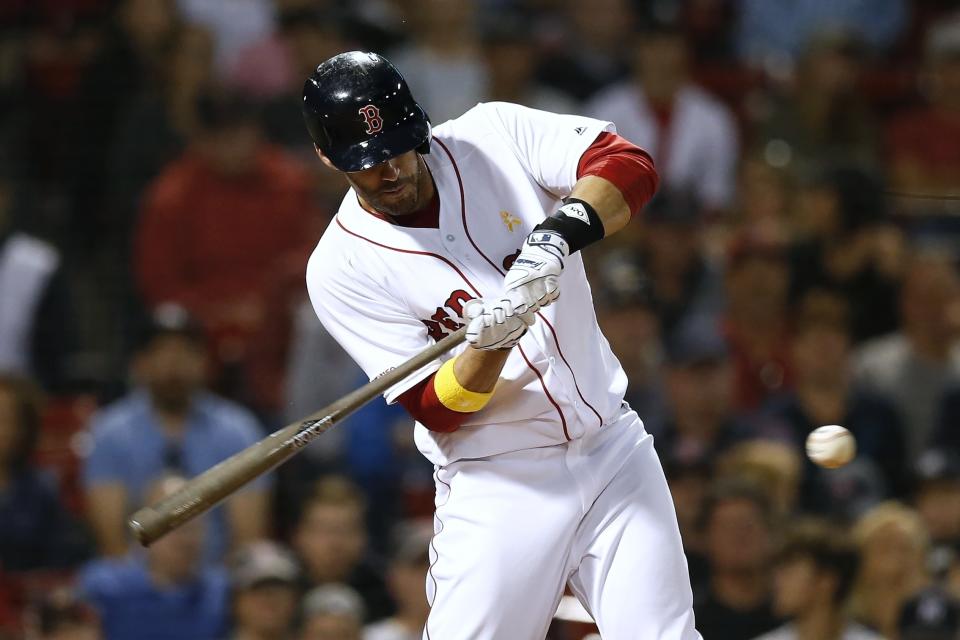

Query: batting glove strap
left=533, top=197, right=605, bottom=254
left=502, top=234, right=566, bottom=315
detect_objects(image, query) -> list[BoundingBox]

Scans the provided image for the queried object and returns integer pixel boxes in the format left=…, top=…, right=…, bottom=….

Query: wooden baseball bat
left=129, top=326, right=467, bottom=546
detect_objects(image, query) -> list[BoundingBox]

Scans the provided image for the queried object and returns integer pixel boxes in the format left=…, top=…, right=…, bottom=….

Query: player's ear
left=315, top=146, right=338, bottom=171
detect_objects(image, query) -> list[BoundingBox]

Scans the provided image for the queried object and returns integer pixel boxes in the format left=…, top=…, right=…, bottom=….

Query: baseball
left=805, top=425, right=856, bottom=468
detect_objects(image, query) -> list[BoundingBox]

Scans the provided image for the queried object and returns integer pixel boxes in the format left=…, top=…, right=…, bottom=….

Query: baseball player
left=303, top=51, right=701, bottom=640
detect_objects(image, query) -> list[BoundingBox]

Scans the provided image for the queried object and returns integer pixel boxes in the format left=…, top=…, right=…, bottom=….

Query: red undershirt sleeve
left=576, top=131, right=659, bottom=218
left=396, top=373, right=469, bottom=433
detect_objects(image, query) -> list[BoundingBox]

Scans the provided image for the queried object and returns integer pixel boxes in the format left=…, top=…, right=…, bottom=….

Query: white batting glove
left=503, top=230, right=569, bottom=315
left=463, top=296, right=536, bottom=351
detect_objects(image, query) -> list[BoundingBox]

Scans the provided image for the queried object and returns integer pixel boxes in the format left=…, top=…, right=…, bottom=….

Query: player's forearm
left=453, top=346, right=511, bottom=393
left=396, top=347, right=510, bottom=434
left=568, top=175, right=632, bottom=237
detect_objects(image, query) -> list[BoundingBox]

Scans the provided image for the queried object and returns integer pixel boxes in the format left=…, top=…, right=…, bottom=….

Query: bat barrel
left=128, top=327, right=468, bottom=546
left=128, top=429, right=305, bottom=544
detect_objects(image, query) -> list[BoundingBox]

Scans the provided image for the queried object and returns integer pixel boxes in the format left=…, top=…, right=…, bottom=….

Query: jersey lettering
left=358, top=104, right=384, bottom=134
left=421, top=289, right=473, bottom=340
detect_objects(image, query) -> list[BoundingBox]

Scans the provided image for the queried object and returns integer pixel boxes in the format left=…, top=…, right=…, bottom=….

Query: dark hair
left=809, top=165, right=886, bottom=233
left=296, top=475, right=367, bottom=525
left=776, top=519, right=859, bottom=605
left=698, top=477, right=775, bottom=533
left=0, top=373, right=43, bottom=472
left=196, top=90, right=261, bottom=132
left=794, top=289, right=851, bottom=337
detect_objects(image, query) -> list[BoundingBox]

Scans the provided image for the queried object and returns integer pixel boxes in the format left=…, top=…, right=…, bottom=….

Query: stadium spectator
left=911, top=451, right=960, bottom=561
left=135, top=90, right=314, bottom=384
left=663, top=457, right=713, bottom=589
left=29, top=587, right=101, bottom=640
left=752, top=519, right=880, bottom=640
left=756, top=291, right=908, bottom=516
left=735, top=1, right=907, bottom=71
left=243, top=255, right=357, bottom=424
left=292, top=477, right=392, bottom=622
left=736, top=152, right=794, bottom=243
left=299, top=584, right=365, bottom=640
left=478, top=13, right=576, bottom=115
left=82, top=304, right=269, bottom=562
left=586, top=21, right=739, bottom=211
left=105, top=24, right=215, bottom=257
left=0, top=374, right=90, bottom=571
left=854, top=250, right=960, bottom=462
left=80, top=474, right=230, bottom=640
left=70, top=0, right=181, bottom=252
left=850, top=502, right=931, bottom=639
left=886, top=15, right=960, bottom=202
left=787, top=166, right=902, bottom=342
left=715, top=441, right=803, bottom=519
left=390, top=0, right=487, bottom=123
left=694, top=480, right=783, bottom=640
left=260, top=6, right=347, bottom=153
left=537, top=0, right=635, bottom=102
left=933, top=385, right=960, bottom=459
left=0, top=167, right=77, bottom=392
left=652, top=314, right=751, bottom=467
left=364, top=523, right=432, bottom=640
left=754, top=33, right=880, bottom=178
left=227, top=541, right=300, bottom=640
left=175, top=0, right=274, bottom=73
left=226, top=0, right=322, bottom=99
left=898, top=586, right=960, bottom=640
left=723, top=234, right=794, bottom=411
left=592, top=250, right=665, bottom=425
left=636, top=190, right=725, bottom=334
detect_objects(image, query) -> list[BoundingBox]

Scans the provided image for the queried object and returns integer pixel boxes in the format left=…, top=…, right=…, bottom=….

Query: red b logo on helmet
left=358, top=104, right=383, bottom=134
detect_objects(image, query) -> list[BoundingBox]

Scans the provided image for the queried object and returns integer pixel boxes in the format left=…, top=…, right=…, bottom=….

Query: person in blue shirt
left=80, top=474, right=229, bottom=640
left=83, top=304, right=270, bottom=563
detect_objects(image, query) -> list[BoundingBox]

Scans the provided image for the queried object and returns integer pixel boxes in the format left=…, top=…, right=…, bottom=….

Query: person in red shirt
left=136, top=91, right=315, bottom=380
left=886, top=19, right=960, bottom=203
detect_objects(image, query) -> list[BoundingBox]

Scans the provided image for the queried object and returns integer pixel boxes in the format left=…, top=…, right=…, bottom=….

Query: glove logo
left=358, top=104, right=384, bottom=134
left=559, top=202, right=590, bottom=225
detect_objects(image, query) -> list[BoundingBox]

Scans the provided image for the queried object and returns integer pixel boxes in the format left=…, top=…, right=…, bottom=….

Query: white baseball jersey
left=307, top=102, right=628, bottom=466
left=307, top=101, right=702, bottom=640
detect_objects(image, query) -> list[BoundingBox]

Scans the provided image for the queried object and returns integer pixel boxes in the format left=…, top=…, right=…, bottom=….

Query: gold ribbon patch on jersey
left=500, top=210, right=521, bottom=232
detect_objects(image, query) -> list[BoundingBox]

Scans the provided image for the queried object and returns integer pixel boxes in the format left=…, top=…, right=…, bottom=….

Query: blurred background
left=1, top=0, right=960, bottom=638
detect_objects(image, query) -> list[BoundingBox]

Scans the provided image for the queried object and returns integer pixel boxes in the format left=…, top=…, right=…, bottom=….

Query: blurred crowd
left=1, top=0, right=960, bottom=638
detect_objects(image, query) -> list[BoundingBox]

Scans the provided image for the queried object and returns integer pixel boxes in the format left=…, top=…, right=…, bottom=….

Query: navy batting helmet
left=302, top=51, right=431, bottom=172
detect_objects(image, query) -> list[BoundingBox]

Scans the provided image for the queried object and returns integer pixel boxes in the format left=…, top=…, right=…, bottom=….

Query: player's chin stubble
left=355, top=157, right=427, bottom=218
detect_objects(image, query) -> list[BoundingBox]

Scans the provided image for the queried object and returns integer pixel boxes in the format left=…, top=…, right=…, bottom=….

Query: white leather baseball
left=805, top=425, right=856, bottom=469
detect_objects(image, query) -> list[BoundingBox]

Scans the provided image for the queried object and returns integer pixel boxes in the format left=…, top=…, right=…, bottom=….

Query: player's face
left=343, top=151, right=429, bottom=217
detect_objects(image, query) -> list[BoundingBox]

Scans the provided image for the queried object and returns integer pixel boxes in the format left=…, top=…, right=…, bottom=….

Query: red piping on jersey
left=335, top=217, right=482, bottom=297
left=433, top=137, right=602, bottom=430
left=434, top=137, right=506, bottom=275
left=335, top=214, right=570, bottom=440
left=539, top=315, right=604, bottom=427
left=433, top=137, right=571, bottom=440
left=516, top=347, right=569, bottom=440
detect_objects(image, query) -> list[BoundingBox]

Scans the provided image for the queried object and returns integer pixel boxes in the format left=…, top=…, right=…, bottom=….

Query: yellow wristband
left=433, top=357, right=493, bottom=413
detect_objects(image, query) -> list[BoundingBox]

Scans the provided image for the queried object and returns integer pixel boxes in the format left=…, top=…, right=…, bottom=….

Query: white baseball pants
left=423, top=406, right=702, bottom=639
